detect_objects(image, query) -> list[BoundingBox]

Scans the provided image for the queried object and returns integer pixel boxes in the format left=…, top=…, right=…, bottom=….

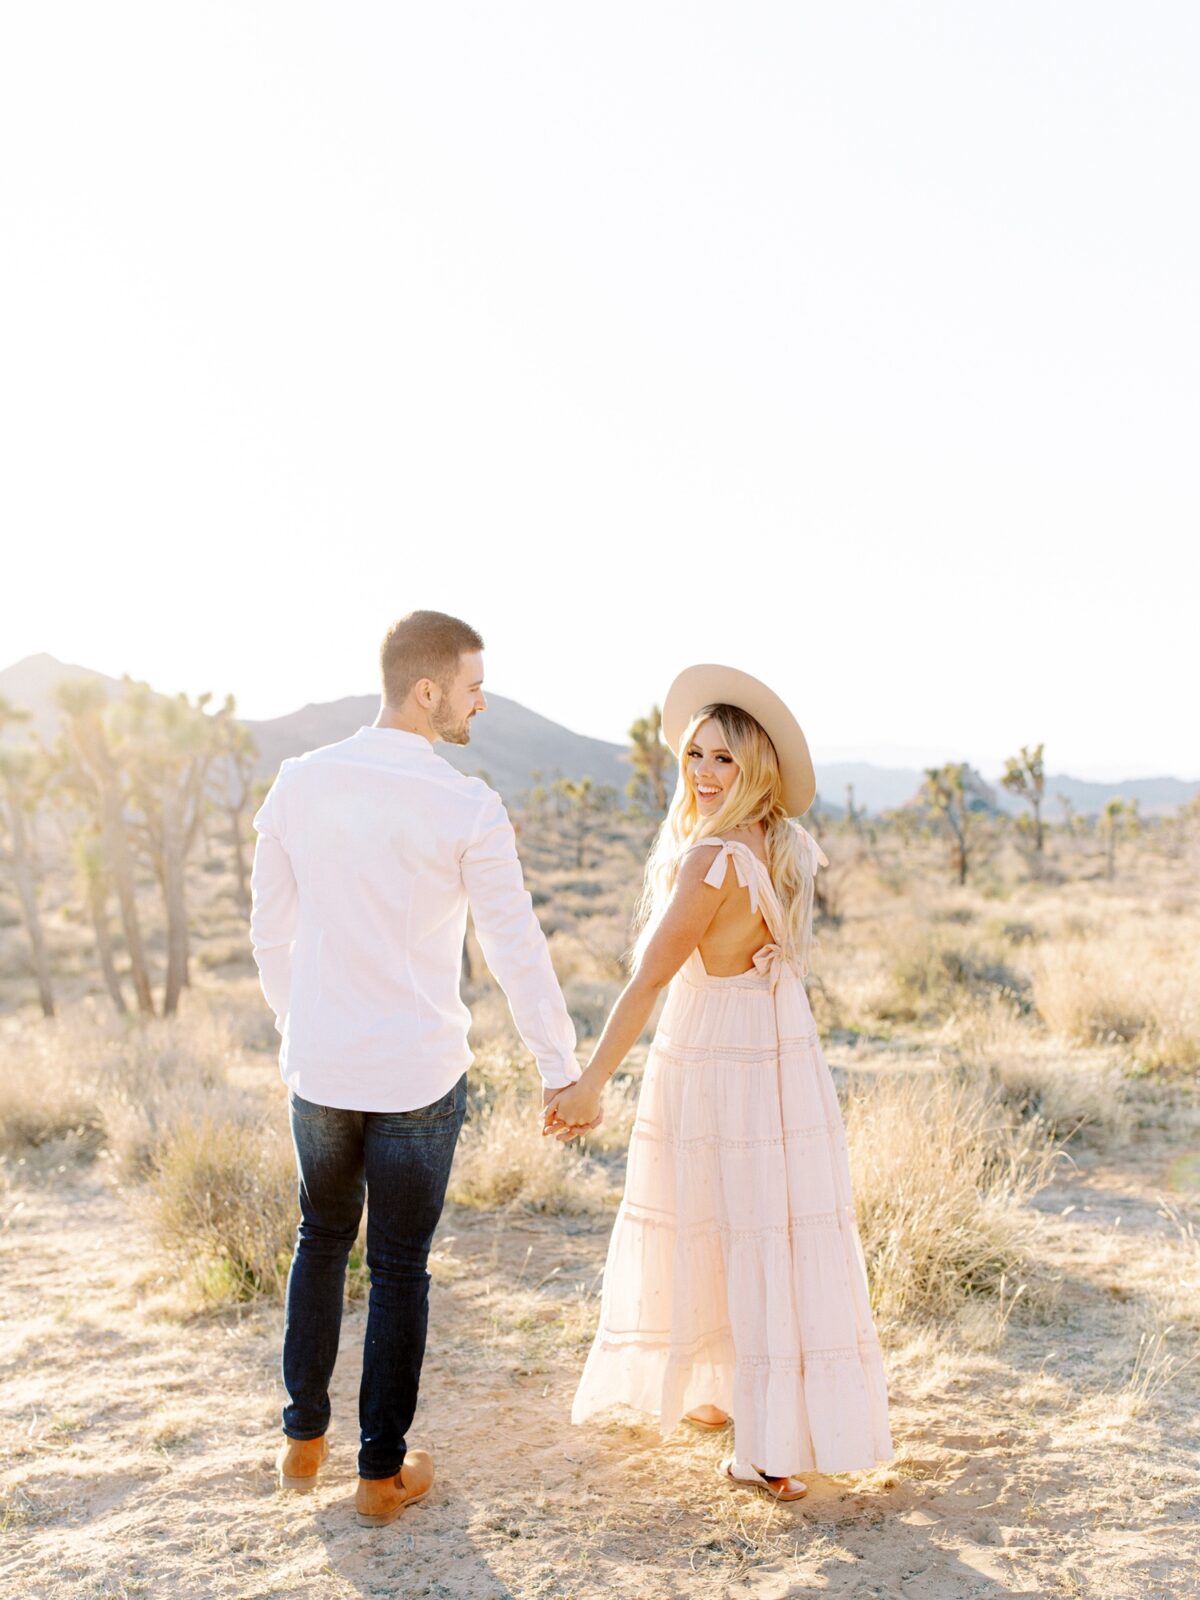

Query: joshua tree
left=627, top=706, right=672, bottom=815
left=56, top=679, right=156, bottom=1014
left=55, top=676, right=230, bottom=1017
left=844, top=783, right=862, bottom=835
left=922, top=763, right=972, bottom=885
left=1100, top=797, right=1138, bottom=880
left=119, top=680, right=231, bottom=1016
left=71, top=827, right=128, bottom=1013
left=555, top=776, right=599, bottom=869
left=0, top=698, right=56, bottom=1017
left=523, top=770, right=549, bottom=824
left=1001, top=743, right=1046, bottom=853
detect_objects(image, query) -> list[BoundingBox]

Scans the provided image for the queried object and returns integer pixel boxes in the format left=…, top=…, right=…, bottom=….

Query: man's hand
left=542, top=1082, right=604, bottom=1142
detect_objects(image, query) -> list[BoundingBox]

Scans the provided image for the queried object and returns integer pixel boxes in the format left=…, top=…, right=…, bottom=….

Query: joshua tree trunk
left=162, top=787, right=189, bottom=1016
left=73, top=830, right=129, bottom=1014
left=5, top=796, right=55, bottom=1018
left=60, top=689, right=156, bottom=1016
left=953, top=812, right=972, bottom=889
left=100, top=783, right=156, bottom=1014
left=85, top=868, right=128, bottom=1013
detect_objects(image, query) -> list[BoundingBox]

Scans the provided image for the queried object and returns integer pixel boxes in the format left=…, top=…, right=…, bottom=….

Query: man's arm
left=460, top=787, right=579, bottom=1091
left=249, top=782, right=299, bottom=1033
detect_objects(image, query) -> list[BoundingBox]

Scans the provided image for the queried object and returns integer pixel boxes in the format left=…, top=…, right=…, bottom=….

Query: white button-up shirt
left=249, top=725, right=579, bottom=1112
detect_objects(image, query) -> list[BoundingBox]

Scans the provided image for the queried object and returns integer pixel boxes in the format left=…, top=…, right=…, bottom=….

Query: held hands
left=541, top=1074, right=604, bottom=1142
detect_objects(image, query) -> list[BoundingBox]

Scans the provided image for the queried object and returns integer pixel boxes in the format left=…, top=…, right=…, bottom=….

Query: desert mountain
left=240, top=694, right=632, bottom=799
left=838, top=762, right=1199, bottom=819
left=1, top=654, right=1195, bottom=817
left=0, top=654, right=631, bottom=802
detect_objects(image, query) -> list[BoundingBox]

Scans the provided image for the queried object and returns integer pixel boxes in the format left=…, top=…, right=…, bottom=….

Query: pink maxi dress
left=571, top=835, right=893, bottom=1475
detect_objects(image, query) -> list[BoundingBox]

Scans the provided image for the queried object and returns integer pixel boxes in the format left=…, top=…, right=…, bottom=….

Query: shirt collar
left=355, top=726, right=438, bottom=754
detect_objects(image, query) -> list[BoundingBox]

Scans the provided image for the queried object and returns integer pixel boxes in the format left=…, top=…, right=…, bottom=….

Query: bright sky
left=2, top=4, right=1197, bottom=780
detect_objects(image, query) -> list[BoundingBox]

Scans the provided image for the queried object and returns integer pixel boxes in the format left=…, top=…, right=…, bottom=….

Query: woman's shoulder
left=676, top=836, right=727, bottom=873
left=674, top=837, right=735, bottom=894
left=676, top=828, right=768, bottom=886
left=679, top=833, right=725, bottom=856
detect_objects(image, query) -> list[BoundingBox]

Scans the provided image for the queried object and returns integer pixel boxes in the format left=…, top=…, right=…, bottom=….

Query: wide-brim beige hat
left=661, top=663, right=816, bottom=818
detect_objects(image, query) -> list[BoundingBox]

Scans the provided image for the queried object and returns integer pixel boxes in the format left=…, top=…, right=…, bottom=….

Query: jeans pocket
left=388, top=1075, right=467, bottom=1126
left=289, top=1090, right=328, bottom=1122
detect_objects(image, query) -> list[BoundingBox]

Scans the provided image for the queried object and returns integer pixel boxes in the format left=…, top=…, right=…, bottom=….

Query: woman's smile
left=687, top=718, right=739, bottom=810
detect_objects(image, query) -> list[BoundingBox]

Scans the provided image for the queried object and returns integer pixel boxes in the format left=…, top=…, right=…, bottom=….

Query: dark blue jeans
left=281, top=1073, right=467, bottom=1480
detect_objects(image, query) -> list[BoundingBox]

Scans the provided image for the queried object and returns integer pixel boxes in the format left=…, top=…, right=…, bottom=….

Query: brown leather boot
left=354, top=1449, right=435, bottom=1527
left=275, top=1434, right=329, bottom=1492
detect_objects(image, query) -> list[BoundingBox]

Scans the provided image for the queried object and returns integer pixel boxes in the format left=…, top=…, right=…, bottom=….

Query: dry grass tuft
left=0, top=998, right=238, bottom=1170
left=986, top=1050, right=1132, bottom=1146
left=0, top=995, right=313, bottom=1309
left=948, top=995, right=1133, bottom=1146
left=450, top=1094, right=618, bottom=1214
left=449, top=1048, right=619, bottom=1214
left=879, top=922, right=1027, bottom=1025
left=0, top=1049, right=102, bottom=1154
left=1032, top=936, right=1200, bottom=1073
left=845, top=1068, right=1060, bottom=1327
left=1103, top=1316, right=1200, bottom=1423
left=148, top=1113, right=297, bottom=1303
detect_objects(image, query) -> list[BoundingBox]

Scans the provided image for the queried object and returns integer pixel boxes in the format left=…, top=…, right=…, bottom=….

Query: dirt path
left=1, top=1138, right=1197, bottom=1600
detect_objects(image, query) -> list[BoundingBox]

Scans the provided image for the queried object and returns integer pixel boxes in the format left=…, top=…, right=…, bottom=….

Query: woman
left=543, top=665, right=892, bottom=1500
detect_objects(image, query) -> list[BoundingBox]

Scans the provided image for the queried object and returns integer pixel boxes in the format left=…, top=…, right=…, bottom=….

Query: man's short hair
left=380, top=611, right=484, bottom=706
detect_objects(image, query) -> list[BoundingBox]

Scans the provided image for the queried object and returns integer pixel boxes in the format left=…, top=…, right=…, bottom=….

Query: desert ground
left=2, top=804, right=1199, bottom=1599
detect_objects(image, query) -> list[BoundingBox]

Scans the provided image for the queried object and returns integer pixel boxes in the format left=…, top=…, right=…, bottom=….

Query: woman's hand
left=542, top=1073, right=603, bottom=1139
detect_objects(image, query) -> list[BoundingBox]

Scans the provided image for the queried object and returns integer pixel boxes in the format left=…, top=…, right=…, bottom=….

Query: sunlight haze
left=2, top=4, right=1196, bottom=778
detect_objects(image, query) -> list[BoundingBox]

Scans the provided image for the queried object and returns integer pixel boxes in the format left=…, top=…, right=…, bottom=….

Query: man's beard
left=431, top=705, right=472, bottom=746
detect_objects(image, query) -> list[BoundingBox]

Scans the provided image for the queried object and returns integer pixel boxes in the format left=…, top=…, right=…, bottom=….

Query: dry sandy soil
left=2, top=1121, right=1198, bottom=1600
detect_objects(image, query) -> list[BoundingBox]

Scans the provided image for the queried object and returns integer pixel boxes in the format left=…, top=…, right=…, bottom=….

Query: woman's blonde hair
left=632, top=703, right=818, bottom=972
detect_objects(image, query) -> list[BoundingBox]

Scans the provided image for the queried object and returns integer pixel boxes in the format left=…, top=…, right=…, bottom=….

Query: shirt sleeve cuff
left=538, top=1054, right=582, bottom=1091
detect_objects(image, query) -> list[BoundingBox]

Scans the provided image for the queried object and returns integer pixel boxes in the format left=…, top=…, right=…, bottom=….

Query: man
left=250, top=609, right=584, bottom=1527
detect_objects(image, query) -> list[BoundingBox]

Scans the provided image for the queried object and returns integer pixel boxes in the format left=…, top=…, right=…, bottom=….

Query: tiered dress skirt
left=571, top=948, right=893, bottom=1475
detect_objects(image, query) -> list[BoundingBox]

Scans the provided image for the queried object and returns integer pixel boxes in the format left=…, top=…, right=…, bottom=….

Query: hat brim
left=661, top=664, right=816, bottom=818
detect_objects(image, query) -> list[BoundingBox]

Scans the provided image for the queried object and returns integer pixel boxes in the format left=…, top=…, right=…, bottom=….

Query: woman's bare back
left=694, top=827, right=774, bottom=977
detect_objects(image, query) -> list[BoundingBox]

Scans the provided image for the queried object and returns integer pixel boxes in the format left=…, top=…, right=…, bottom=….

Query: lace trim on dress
left=588, top=1335, right=882, bottom=1369
left=631, top=1123, right=839, bottom=1152
left=732, top=1342, right=883, bottom=1370
left=620, top=1198, right=857, bottom=1235
left=652, top=1032, right=820, bottom=1061
left=594, top=1325, right=734, bottom=1350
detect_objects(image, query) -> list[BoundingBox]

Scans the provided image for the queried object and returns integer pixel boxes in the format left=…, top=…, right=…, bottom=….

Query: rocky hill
left=2, top=654, right=1194, bottom=816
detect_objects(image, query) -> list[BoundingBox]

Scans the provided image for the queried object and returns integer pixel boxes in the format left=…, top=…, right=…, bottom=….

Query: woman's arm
left=543, top=845, right=727, bottom=1134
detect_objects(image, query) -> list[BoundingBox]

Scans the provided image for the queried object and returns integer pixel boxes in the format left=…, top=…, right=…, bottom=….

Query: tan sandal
left=719, top=1455, right=807, bottom=1502
left=686, top=1406, right=730, bottom=1431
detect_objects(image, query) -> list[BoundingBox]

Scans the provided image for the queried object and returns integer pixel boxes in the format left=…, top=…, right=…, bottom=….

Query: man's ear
left=414, top=677, right=437, bottom=708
